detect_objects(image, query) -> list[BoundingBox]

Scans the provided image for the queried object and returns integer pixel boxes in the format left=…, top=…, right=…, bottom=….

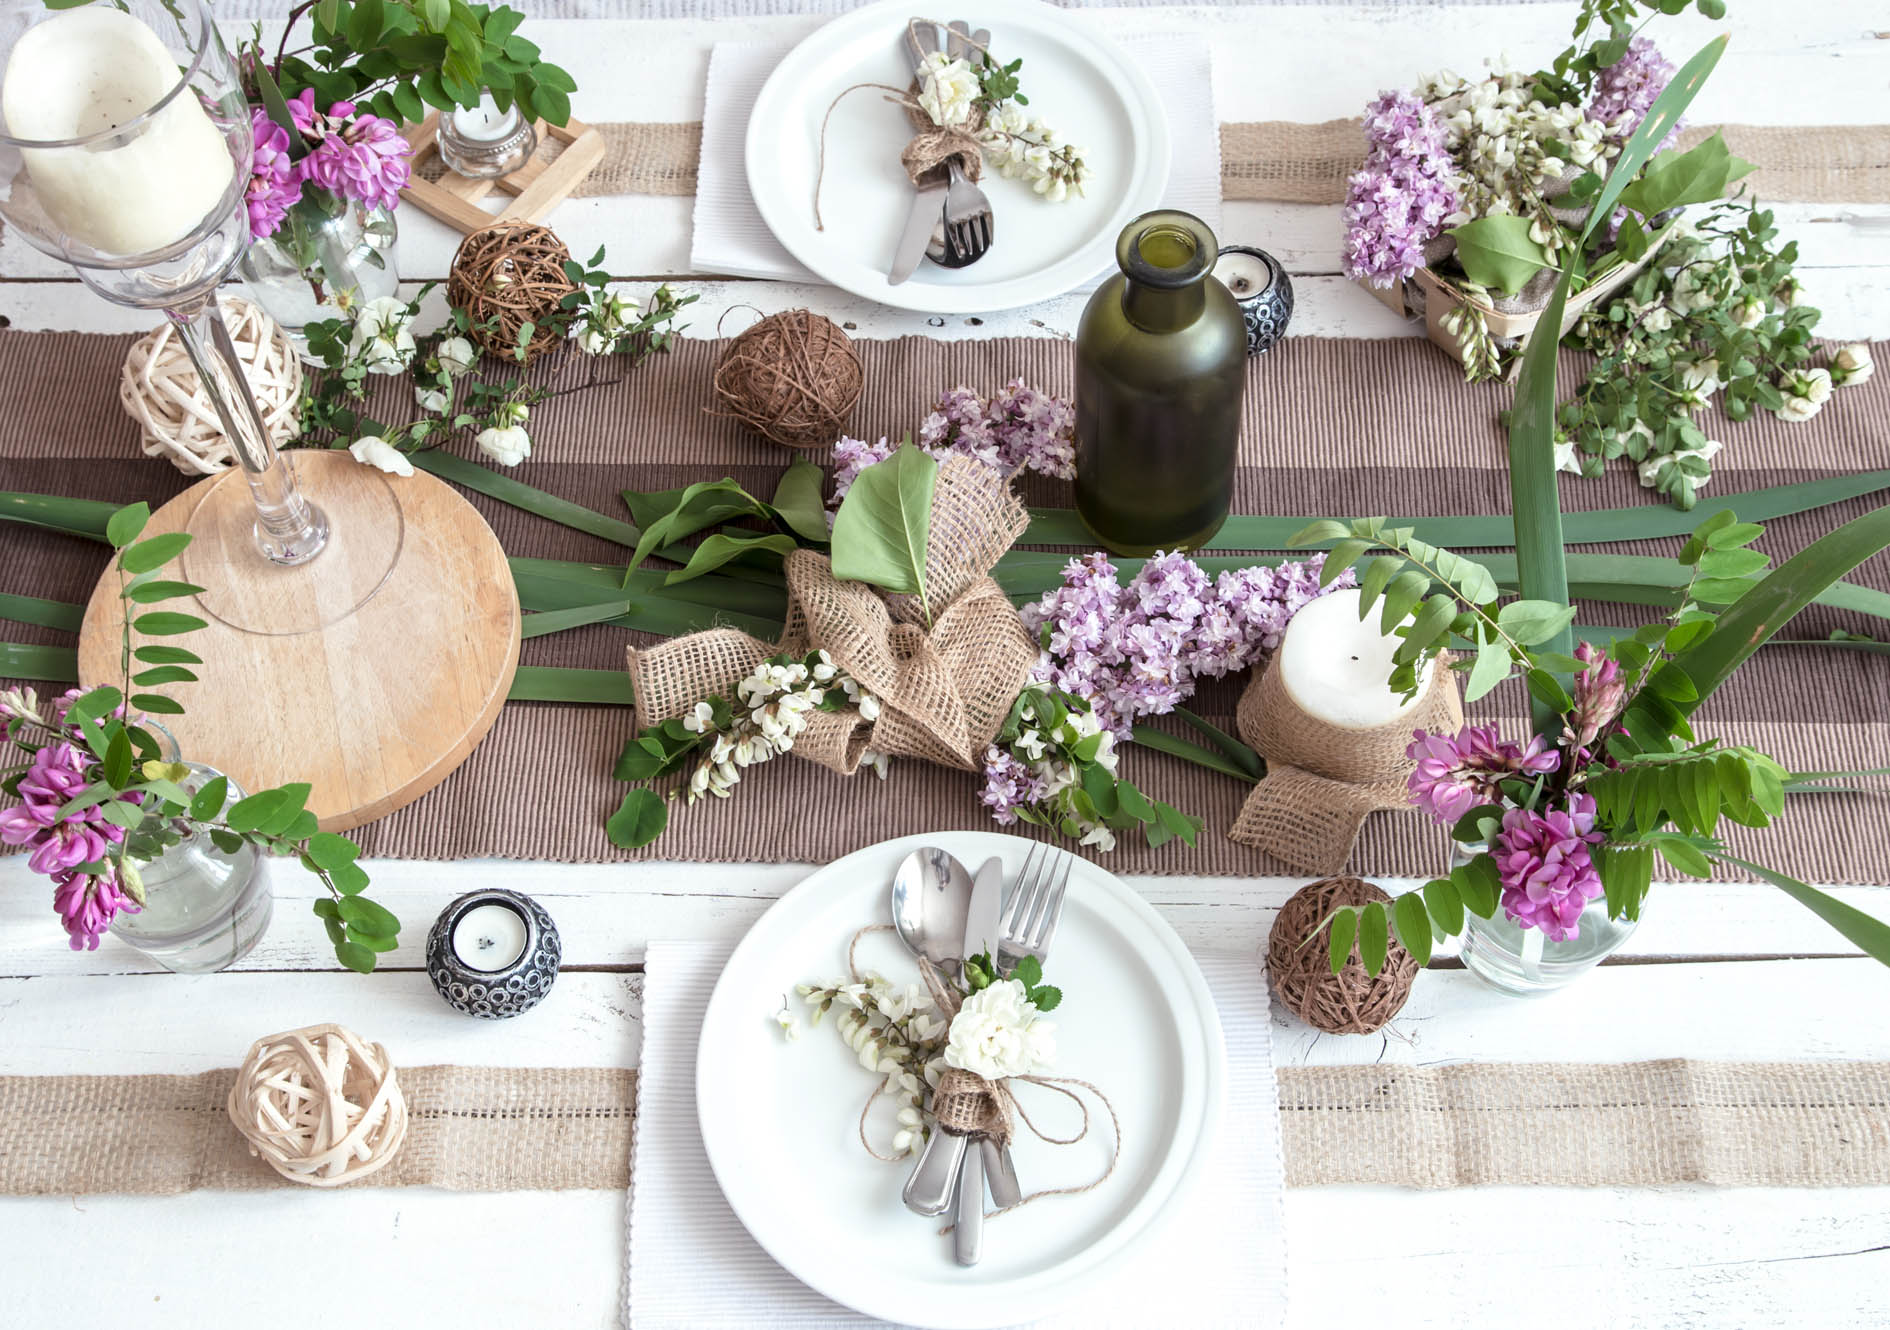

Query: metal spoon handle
left=954, top=1135, right=984, bottom=1265
left=903, top=1128, right=967, bottom=1217
left=982, top=1137, right=1022, bottom=1210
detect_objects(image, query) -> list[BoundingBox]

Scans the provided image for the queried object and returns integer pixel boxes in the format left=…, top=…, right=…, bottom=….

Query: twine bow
left=1227, top=653, right=1463, bottom=875
left=627, top=457, right=1038, bottom=774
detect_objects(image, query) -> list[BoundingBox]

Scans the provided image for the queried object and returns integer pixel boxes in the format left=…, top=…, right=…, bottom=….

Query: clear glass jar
left=1453, top=842, right=1637, bottom=996
left=109, top=763, right=271, bottom=973
left=238, top=196, right=399, bottom=351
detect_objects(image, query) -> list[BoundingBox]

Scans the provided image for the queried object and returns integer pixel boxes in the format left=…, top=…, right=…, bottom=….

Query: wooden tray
left=397, top=113, right=606, bottom=235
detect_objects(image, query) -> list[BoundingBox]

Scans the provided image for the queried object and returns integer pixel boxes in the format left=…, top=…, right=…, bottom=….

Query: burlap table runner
left=4, top=1061, right=1884, bottom=1193
left=579, top=121, right=1890, bottom=204
left=0, top=330, right=1885, bottom=881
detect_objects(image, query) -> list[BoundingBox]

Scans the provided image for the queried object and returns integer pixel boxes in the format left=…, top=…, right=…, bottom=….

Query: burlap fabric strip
left=629, top=456, right=1037, bottom=775
left=1229, top=655, right=1463, bottom=875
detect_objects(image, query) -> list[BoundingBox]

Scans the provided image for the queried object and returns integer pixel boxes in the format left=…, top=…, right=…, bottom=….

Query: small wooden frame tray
left=398, top=113, right=606, bottom=234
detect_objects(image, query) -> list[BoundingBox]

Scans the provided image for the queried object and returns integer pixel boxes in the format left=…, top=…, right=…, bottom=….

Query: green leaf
left=508, top=667, right=636, bottom=705
left=829, top=444, right=935, bottom=605
left=1012, top=954, right=1043, bottom=988
left=133, top=645, right=202, bottom=666
left=1451, top=803, right=1507, bottom=846
left=410, top=450, right=642, bottom=548
left=1380, top=570, right=1430, bottom=636
left=1655, top=836, right=1713, bottom=878
left=132, top=611, right=207, bottom=636
left=105, top=503, right=149, bottom=548
left=1398, top=594, right=1457, bottom=663
left=1454, top=853, right=1502, bottom=919
left=335, top=940, right=378, bottom=974
left=1448, top=215, right=1556, bottom=295
left=1464, top=638, right=1512, bottom=703
left=1321, top=539, right=1371, bottom=584
left=1393, top=892, right=1433, bottom=967
left=1524, top=667, right=1575, bottom=714
left=1615, top=132, right=1754, bottom=220
left=606, top=788, right=668, bottom=848
left=1423, top=877, right=1465, bottom=937
left=224, top=790, right=287, bottom=835
left=129, top=693, right=184, bottom=715
left=188, top=775, right=228, bottom=821
left=0, top=593, right=83, bottom=633
left=348, top=0, right=385, bottom=49
left=1497, top=599, right=1580, bottom=646
left=1171, top=707, right=1265, bottom=779
left=1030, top=985, right=1063, bottom=1012
left=1713, top=853, right=1890, bottom=967
left=103, top=730, right=133, bottom=790
left=125, top=580, right=205, bottom=605
left=770, top=459, right=832, bottom=544
left=304, top=831, right=359, bottom=872
left=666, top=532, right=798, bottom=586
left=119, top=532, right=191, bottom=575
left=337, top=894, right=400, bottom=939
left=1116, top=780, right=1157, bottom=824
left=1358, top=902, right=1390, bottom=978
left=1327, top=908, right=1358, bottom=974
left=1287, top=519, right=1350, bottom=547
left=131, top=666, right=197, bottom=688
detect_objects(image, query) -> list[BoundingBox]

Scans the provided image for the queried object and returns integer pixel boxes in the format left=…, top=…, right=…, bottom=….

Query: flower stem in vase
left=165, top=293, right=329, bottom=566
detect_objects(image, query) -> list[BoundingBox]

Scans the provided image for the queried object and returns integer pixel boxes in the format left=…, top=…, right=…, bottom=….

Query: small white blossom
left=1734, top=297, right=1766, bottom=329
left=414, top=384, right=449, bottom=413
left=346, top=434, right=413, bottom=477
left=348, top=296, right=418, bottom=374
left=681, top=700, right=717, bottom=734
left=862, top=749, right=892, bottom=780
left=1639, top=438, right=1723, bottom=491
left=497, top=400, right=531, bottom=427
left=1832, top=344, right=1874, bottom=388
left=943, top=978, right=1056, bottom=1081
left=915, top=52, right=979, bottom=127
left=773, top=1003, right=801, bottom=1042
left=476, top=425, right=532, bottom=466
left=436, top=335, right=477, bottom=376
left=1776, top=368, right=1833, bottom=422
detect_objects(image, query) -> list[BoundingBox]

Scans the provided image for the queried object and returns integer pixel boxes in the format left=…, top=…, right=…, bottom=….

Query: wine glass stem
left=166, top=294, right=329, bottom=566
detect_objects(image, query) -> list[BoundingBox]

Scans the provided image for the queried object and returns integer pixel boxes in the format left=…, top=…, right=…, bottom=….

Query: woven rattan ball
left=447, top=220, right=578, bottom=363
left=711, top=309, right=863, bottom=449
left=227, top=1022, right=409, bottom=1187
left=1267, top=876, right=1418, bottom=1034
left=118, top=295, right=301, bottom=476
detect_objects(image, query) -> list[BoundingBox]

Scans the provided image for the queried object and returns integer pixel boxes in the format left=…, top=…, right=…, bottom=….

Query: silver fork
left=996, top=842, right=1072, bottom=976
left=937, top=21, right=994, bottom=265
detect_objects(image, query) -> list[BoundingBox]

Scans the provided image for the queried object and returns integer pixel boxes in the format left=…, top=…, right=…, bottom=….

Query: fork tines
left=999, top=843, right=1072, bottom=965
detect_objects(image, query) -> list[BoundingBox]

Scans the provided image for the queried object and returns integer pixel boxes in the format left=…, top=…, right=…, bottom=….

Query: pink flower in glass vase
left=1406, top=724, right=1560, bottom=826
left=52, top=869, right=138, bottom=951
left=1567, top=640, right=1627, bottom=750
left=245, top=107, right=302, bottom=239
left=1493, top=794, right=1607, bottom=942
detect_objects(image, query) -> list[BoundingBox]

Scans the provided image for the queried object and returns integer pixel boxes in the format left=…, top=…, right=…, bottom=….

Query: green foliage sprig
left=69, top=506, right=398, bottom=972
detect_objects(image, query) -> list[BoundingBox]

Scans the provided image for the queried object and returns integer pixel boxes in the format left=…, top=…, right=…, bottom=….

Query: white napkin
left=625, top=940, right=1286, bottom=1330
left=691, top=33, right=1223, bottom=284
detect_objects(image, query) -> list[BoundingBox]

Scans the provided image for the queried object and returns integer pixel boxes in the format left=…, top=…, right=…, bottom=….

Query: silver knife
left=888, top=172, right=948, bottom=286
left=952, top=855, right=1007, bottom=1264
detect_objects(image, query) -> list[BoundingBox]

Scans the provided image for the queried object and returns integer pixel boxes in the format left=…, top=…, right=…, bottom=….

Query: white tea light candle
left=1277, top=587, right=1434, bottom=730
left=450, top=96, right=513, bottom=145
left=1212, top=249, right=1272, bottom=300
left=1, top=7, right=235, bottom=255
left=451, top=902, right=529, bottom=972
left=436, top=92, right=537, bottom=179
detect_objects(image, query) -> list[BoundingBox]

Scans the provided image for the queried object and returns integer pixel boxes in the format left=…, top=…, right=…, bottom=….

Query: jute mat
left=578, top=121, right=1890, bottom=204
left=0, top=331, right=1885, bottom=881
left=3, top=1060, right=1885, bottom=1193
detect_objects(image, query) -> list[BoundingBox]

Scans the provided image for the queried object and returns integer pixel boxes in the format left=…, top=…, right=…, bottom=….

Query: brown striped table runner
left=0, top=330, right=1886, bottom=881
left=4, top=1060, right=1885, bottom=1193
left=565, top=121, right=1890, bottom=204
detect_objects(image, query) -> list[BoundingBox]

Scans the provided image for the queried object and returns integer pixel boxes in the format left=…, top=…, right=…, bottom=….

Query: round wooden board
left=77, top=450, right=520, bottom=832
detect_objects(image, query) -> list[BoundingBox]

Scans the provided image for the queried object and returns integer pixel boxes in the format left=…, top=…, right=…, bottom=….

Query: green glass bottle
left=1074, top=210, right=1247, bottom=555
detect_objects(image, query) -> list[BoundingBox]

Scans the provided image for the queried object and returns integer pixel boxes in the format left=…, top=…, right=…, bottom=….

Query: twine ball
left=1267, top=876, right=1418, bottom=1035
left=711, top=309, right=862, bottom=449
left=226, top=1022, right=409, bottom=1187
left=117, top=295, right=302, bottom=476
left=447, top=219, right=578, bottom=364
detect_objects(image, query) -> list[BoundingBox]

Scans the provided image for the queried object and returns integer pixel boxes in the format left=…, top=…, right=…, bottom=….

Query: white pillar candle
left=449, top=94, right=518, bottom=145
left=452, top=902, right=530, bottom=973
left=2, top=8, right=235, bottom=256
left=1277, top=586, right=1436, bottom=730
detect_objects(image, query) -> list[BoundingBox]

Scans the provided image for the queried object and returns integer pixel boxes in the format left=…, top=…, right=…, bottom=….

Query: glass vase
left=1073, top=209, right=1248, bottom=555
left=1455, top=840, right=1638, bottom=996
left=238, top=196, right=399, bottom=351
left=108, top=764, right=271, bottom=974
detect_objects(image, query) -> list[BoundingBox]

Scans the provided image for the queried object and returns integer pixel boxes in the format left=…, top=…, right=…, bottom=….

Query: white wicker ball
left=227, top=1022, right=408, bottom=1188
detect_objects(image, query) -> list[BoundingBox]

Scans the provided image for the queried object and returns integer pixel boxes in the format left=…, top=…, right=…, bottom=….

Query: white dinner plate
left=695, top=831, right=1224, bottom=1329
left=744, top=0, right=1171, bottom=314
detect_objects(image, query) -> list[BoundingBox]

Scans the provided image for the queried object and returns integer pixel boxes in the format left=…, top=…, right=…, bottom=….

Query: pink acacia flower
left=1567, top=640, right=1627, bottom=750
left=53, top=869, right=138, bottom=951
left=1494, top=793, right=1606, bottom=941
left=245, top=106, right=302, bottom=239
left=283, top=88, right=413, bottom=214
left=1407, top=724, right=1561, bottom=826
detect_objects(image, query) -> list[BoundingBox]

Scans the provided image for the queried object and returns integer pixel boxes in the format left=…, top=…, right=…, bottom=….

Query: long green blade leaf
left=507, top=667, right=635, bottom=704
left=412, top=450, right=643, bottom=548
left=0, top=643, right=79, bottom=682
left=510, top=559, right=786, bottom=620
left=0, top=491, right=121, bottom=542
left=1710, top=852, right=1890, bottom=966
left=1171, top=706, right=1265, bottom=779
left=0, top=593, right=84, bottom=633
left=1129, top=723, right=1262, bottom=784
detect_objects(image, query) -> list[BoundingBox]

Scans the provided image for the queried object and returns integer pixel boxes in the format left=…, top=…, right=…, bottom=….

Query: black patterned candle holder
left=1214, top=245, right=1295, bottom=355
left=426, top=889, right=561, bottom=1019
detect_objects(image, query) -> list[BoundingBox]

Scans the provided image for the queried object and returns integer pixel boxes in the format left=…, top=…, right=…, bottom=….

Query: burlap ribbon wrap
left=1229, top=655, right=1463, bottom=875
left=628, top=456, right=1036, bottom=774
left=901, top=94, right=985, bottom=187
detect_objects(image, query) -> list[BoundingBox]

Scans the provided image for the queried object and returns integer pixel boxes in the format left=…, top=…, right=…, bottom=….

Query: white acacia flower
left=915, top=52, right=979, bottom=127
left=1078, top=822, right=1117, bottom=852
left=347, top=434, right=413, bottom=477
left=476, top=425, right=532, bottom=466
left=436, top=335, right=477, bottom=375
left=773, top=1004, right=801, bottom=1042
left=1734, top=297, right=1766, bottom=329
left=1552, top=435, right=1583, bottom=475
left=1014, top=729, right=1047, bottom=761
left=862, top=749, right=892, bottom=780
left=1678, top=358, right=1721, bottom=398
left=857, top=693, right=881, bottom=722
left=681, top=700, right=717, bottom=734
left=349, top=295, right=418, bottom=374
left=414, top=384, right=449, bottom=413
left=1833, top=344, right=1874, bottom=387
left=943, top=978, right=1056, bottom=1080
left=890, top=1104, right=926, bottom=1155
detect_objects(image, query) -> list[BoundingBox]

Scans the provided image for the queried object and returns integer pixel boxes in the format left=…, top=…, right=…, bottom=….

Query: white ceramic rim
left=695, top=830, right=1226, bottom=1329
left=743, top=0, right=1172, bottom=314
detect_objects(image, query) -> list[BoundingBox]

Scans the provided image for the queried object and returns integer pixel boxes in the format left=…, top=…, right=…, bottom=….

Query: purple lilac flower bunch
left=1019, top=550, right=1351, bottom=739
left=1342, top=90, right=1463, bottom=288
left=979, top=744, right=1050, bottom=826
left=0, top=690, right=144, bottom=950
left=242, top=90, right=413, bottom=240
left=1406, top=723, right=1562, bottom=826
left=1587, top=37, right=1680, bottom=151
left=1493, top=792, right=1606, bottom=941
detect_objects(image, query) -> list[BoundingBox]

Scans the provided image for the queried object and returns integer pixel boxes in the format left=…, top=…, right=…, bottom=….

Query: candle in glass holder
left=1, top=7, right=234, bottom=255
left=1276, top=587, right=1434, bottom=730
left=436, top=92, right=537, bottom=179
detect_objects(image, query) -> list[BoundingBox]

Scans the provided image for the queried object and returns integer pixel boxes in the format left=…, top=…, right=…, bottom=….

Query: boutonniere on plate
left=906, top=24, right=1090, bottom=202
left=1345, top=0, right=1858, bottom=509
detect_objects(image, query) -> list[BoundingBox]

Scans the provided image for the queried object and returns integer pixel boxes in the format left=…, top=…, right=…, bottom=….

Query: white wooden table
left=2, top=5, right=1888, bottom=1327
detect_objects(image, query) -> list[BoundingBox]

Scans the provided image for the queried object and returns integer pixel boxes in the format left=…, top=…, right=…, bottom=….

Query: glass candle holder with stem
left=0, top=0, right=328, bottom=566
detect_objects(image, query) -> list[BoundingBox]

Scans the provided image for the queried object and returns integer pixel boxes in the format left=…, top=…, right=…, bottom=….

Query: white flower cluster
left=348, top=295, right=420, bottom=375
left=477, top=400, right=534, bottom=468
left=573, top=288, right=642, bottom=356
left=1775, top=366, right=1833, bottom=423
left=683, top=651, right=888, bottom=805
left=912, top=53, right=1089, bottom=202
left=1419, top=63, right=1619, bottom=249
left=942, top=977, right=1057, bottom=1081
left=795, top=971, right=949, bottom=1155
left=915, top=51, right=980, bottom=127
left=1831, top=344, right=1875, bottom=388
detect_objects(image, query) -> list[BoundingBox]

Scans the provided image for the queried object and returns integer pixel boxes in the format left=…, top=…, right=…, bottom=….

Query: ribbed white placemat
left=625, top=939, right=1285, bottom=1330
left=691, top=32, right=1223, bottom=283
